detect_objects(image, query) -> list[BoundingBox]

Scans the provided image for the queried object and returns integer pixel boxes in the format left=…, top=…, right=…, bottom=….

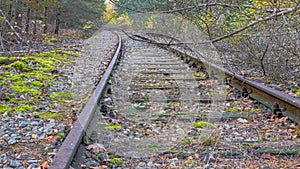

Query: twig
left=0, top=9, right=28, bottom=46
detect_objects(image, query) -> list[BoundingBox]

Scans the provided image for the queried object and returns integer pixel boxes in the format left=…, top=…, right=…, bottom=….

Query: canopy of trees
left=0, top=0, right=106, bottom=52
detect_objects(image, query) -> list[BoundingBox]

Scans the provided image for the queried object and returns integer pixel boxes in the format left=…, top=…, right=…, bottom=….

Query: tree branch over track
left=109, top=0, right=289, bottom=14
left=211, top=6, right=299, bottom=43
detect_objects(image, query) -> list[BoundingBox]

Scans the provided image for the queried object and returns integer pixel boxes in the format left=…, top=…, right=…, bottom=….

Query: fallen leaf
left=86, top=143, right=107, bottom=154
left=261, top=153, right=271, bottom=160
left=40, top=161, right=49, bottom=169
left=45, top=135, right=57, bottom=143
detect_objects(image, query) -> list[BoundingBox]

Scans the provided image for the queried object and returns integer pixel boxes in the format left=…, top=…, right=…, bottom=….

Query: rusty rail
left=49, top=32, right=122, bottom=169
left=134, top=33, right=300, bottom=124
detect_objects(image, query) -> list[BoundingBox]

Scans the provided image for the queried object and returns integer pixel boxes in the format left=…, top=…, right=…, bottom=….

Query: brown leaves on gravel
left=86, top=143, right=107, bottom=154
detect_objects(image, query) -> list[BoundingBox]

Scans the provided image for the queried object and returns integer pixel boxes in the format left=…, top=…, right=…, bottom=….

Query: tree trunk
left=25, top=8, right=30, bottom=34
left=43, top=6, right=48, bottom=33
left=54, top=11, right=61, bottom=35
left=8, top=2, right=12, bottom=21
left=33, top=1, right=38, bottom=35
left=14, top=0, right=23, bottom=32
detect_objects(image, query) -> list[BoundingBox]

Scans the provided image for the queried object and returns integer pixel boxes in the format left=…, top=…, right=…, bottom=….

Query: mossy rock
left=193, top=121, right=215, bottom=129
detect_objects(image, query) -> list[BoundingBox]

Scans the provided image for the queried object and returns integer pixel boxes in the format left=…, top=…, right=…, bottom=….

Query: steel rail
left=49, top=32, right=122, bottom=169
left=135, top=33, right=300, bottom=124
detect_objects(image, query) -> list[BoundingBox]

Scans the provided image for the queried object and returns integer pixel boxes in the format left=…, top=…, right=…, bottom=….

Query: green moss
left=109, top=158, right=123, bottom=166
left=225, top=107, right=239, bottom=113
left=192, top=73, right=206, bottom=78
left=105, top=125, right=122, bottom=130
left=0, top=104, right=12, bottom=114
left=12, top=86, right=40, bottom=96
left=57, top=133, right=65, bottom=138
left=296, top=91, right=300, bottom=97
left=0, top=57, right=13, bottom=65
left=14, top=105, right=34, bottom=113
left=193, top=121, right=215, bottom=129
left=34, top=112, right=62, bottom=120
left=31, top=81, right=44, bottom=87
left=5, top=61, right=31, bottom=72
left=242, top=142, right=254, bottom=147
left=50, top=92, right=74, bottom=100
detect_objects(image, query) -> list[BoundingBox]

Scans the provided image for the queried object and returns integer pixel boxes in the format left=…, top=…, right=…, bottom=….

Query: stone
left=10, top=160, right=22, bottom=167
left=19, top=121, right=27, bottom=128
left=8, top=138, right=17, bottom=145
left=17, top=153, right=30, bottom=160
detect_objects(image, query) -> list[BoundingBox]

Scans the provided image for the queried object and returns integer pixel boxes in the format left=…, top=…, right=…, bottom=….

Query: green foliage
left=193, top=121, right=215, bottom=129
left=296, top=91, right=300, bottom=97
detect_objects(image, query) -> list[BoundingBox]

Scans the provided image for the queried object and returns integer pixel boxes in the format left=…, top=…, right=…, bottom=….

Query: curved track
left=50, top=32, right=300, bottom=168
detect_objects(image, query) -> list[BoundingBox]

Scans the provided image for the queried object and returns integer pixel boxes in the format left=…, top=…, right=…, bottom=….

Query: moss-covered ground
left=0, top=50, right=79, bottom=119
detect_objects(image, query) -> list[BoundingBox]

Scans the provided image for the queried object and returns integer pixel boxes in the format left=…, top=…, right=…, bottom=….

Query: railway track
left=50, top=32, right=300, bottom=168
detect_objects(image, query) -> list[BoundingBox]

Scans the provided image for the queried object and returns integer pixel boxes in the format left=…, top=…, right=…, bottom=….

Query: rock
left=136, top=162, right=146, bottom=169
left=145, top=129, right=152, bottom=135
left=44, top=123, right=56, bottom=131
left=27, top=160, right=41, bottom=164
left=8, top=138, right=17, bottom=145
left=10, top=160, right=22, bottom=167
left=147, top=161, right=155, bottom=169
left=85, top=160, right=100, bottom=166
left=17, top=153, right=30, bottom=160
left=19, top=121, right=27, bottom=128
left=99, top=152, right=109, bottom=161
left=27, top=164, right=40, bottom=169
